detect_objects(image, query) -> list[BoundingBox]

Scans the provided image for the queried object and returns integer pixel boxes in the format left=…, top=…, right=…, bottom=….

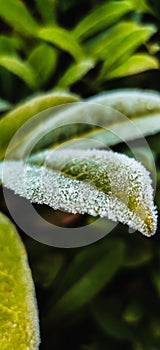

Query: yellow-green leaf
left=106, top=54, right=158, bottom=79
left=0, top=0, right=39, bottom=36
left=28, top=43, right=57, bottom=87
left=129, top=0, right=152, bottom=13
left=36, top=0, right=57, bottom=24
left=0, top=35, right=24, bottom=54
left=37, top=26, right=84, bottom=60
left=0, top=212, right=40, bottom=349
left=0, top=55, right=37, bottom=89
left=86, top=22, right=155, bottom=61
left=88, top=22, right=156, bottom=80
left=0, top=91, right=79, bottom=160
left=57, top=59, right=95, bottom=88
left=73, top=1, right=134, bottom=40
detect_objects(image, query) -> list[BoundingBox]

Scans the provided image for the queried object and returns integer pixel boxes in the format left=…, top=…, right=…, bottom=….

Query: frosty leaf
left=10, top=89, right=160, bottom=157
left=0, top=211, right=40, bottom=349
left=0, top=149, right=157, bottom=236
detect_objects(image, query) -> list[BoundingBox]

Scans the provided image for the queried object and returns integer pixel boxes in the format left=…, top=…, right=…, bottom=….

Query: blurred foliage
left=0, top=0, right=159, bottom=103
left=0, top=0, right=160, bottom=350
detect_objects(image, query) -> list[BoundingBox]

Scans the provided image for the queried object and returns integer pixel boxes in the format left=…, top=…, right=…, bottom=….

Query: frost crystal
left=0, top=149, right=157, bottom=236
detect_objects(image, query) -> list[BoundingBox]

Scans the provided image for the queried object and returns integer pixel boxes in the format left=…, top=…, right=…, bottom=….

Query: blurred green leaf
left=28, top=43, right=57, bottom=87
left=38, top=26, right=85, bottom=60
left=48, top=240, right=125, bottom=318
left=33, top=253, right=65, bottom=288
left=133, top=342, right=144, bottom=350
left=129, top=0, right=152, bottom=13
left=73, top=1, right=134, bottom=40
left=148, top=0, right=160, bottom=18
left=36, top=0, right=57, bottom=24
left=146, top=42, right=160, bottom=54
left=0, top=98, right=11, bottom=112
left=93, top=22, right=156, bottom=80
left=91, top=300, right=133, bottom=340
left=87, top=22, right=155, bottom=61
left=105, top=54, right=158, bottom=79
left=123, top=236, right=153, bottom=267
left=51, top=239, right=125, bottom=301
left=57, top=58, right=95, bottom=88
left=0, top=91, right=79, bottom=159
left=150, top=315, right=160, bottom=338
left=0, top=55, right=37, bottom=89
left=152, top=270, right=160, bottom=296
left=0, top=211, right=40, bottom=349
left=0, top=0, right=39, bottom=36
left=0, top=35, right=24, bottom=54
left=123, top=300, right=144, bottom=323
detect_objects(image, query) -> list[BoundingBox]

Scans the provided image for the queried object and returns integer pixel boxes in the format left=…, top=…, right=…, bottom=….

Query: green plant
left=0, top=0, right=159, bottom=101
left=0, top=1, right=160, bottom=349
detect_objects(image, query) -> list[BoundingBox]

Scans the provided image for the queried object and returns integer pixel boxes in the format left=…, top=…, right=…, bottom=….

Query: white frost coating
left=88, top=89, right=160, bottom=117
left=0, top=149, right=157, bottom=236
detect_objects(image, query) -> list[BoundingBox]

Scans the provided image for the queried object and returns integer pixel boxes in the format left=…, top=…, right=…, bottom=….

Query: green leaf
left=73, top=1, right=134, bottom=40
left=91, top=301, right=133, bottom=340
left=129, top=0, right=152, bottom=13
left=152, top=270, right=160, bottom=296
left=57, top=58, right=95, bottom=88
left=87, top=22, right=156, bottom=80
left=0, top=35, right=24, bottom=54
left=150, top=315, right=160, bottom=338
left=0, top=0, right=39, bottom=36
left=36, top=0, right=57, bottom=24
left=28, top=43, right=57, bottom=87
left=47, top=239, right=125, bottom=318
left=33, top=252, right=65, bottom=288
left=123, top=235, right=153, bottom=267
left=86, top=22, right=155, bottom=60
left=0, top=149, right=157, bottom=236
left=0, top=91, right=79, bottom=160
left=0, top=55, right=37, bottom=89
left=37, top=26, right=84, bottom=60
left=123, top=300, right=144, bottom=323
left=52, top=238, right=124, bottom=302
left=0, top=211, right=40, bottom=349
left=105, top=54, right=158, bottom=79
